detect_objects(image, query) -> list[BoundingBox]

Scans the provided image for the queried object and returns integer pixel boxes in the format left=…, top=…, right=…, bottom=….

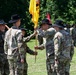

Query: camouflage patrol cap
left=53, top=20, right=65, bottom=28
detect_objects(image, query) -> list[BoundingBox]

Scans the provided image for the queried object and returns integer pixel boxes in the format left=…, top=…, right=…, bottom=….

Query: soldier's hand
left=34, top=51, right=38, bottom=55
left=34, top=46, right=39, bottom=50
left=33, top=30, right=38, bottom=36
left=5, top=25, right=10, bottom=29
left=54, top=62, right=58, bottom=68
left=54, top=60, right=59, bottom=69
left=21, top=59, right=24, bottom=63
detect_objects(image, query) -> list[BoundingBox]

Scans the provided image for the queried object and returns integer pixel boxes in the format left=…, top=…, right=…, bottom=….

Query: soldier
left=35, top=19, right=56, bottom=75
left=22, top=28, right=37, bottom=43
left=0, top=20, right=9, bottom=75
left=53, top=20, right=73, bottom=75
left=70, top=24, right=76, bottom=47
left=4, top=14, right=24, bottom=75
left=21, top=28, right=38, bottom=75
left=64, top=24, right=71, bottom=34
left=36, top=28, right=44, bottom=45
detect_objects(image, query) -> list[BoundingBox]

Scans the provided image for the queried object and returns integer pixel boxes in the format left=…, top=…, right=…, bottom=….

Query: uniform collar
left=11, top=26, right=19, bottom=29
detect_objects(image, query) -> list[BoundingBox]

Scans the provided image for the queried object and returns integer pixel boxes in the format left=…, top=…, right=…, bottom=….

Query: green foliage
left=45, top=0, right=76, bottom=24
left=0, top=0, right=76, bottom=33
left=0, top=0, right=34, bottom=35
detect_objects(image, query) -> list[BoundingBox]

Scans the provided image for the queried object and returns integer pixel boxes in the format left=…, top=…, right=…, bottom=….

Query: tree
left=0, top=0, right=76, bottom=33
left=44, top=0, right=76, bottom=24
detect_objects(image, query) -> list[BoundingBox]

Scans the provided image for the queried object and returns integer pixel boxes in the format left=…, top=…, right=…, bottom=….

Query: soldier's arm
left=26, top=44, right=36, bottom=55
left=71, top=28, right=74, bottom=39
left=17, top=31, right=25, bottom=60
left=4, top=33, right=8, bottom=54
left=54, top=34, right=62, bottom=70
left=37, top=34, right=43, bottom=45
left=34, top=43, right=45, bottom=50
left=70, top=44, right=74, bottom=60
left=23, top=31, right=36, bottom=42
left=44, top=28, right=56, bottom=37
left=54, top=35, right=62, bottom=60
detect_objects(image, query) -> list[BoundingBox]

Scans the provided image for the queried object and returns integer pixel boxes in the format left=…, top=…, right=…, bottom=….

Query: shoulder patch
left=54, top=32, right=62, bottom=39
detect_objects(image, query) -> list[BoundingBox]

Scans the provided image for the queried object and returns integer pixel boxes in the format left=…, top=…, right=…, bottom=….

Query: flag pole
left=29, top=0, right=40, bottom=62
left=34, top=25, right=38, bottom=63
left=35, top=33, right=38, bottom=63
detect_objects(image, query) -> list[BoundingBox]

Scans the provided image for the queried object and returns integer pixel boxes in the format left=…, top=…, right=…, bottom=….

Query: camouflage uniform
left=21, top=31, right=37, bottom=75
left=65, top=27, right=74, bottom=75
left=37, top=28, right=56, bottom=75
left=64, top=24, right=71, bottom=34
left=64, top=28, right=70, bottom=34
left=23, top=32, right=36, bottom=42
left=4, top=26, right=24, bottom=75
left=22, top=37, right=36, bottom=75
left=54, top=30, right=73, bottom=75
left=37, top=28, right=44, bottom=45
left=0, top=31, right=9, bottom=75
left=70, top=27, right=76, bottom=46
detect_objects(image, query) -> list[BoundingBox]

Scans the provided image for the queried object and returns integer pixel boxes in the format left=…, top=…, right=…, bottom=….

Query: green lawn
left=27, top=40, right=76, bottom=75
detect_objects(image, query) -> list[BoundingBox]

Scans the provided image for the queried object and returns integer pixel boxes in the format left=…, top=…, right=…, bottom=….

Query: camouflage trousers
left=55, top=59, right=70, bottom=75
left=23, top=62, right=28, bottom=75
left=65, top=62, right=70, bottom=75
left=8, top=57, right=24, bottom=75
left=73, top=39, right=76, bottom=47
left=46, top=55, right=56, bottom=75
left=0, top=54, right=9, bottom=75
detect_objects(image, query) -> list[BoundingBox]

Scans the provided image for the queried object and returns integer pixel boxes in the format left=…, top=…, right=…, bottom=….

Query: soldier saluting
left=4, top=14, right=24, bottom=75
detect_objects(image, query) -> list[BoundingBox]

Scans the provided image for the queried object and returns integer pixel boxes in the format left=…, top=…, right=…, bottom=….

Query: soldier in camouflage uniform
left=53, top=20, right=74, bottom=75
left=70, top=24, right=76, bottom=47
left=35, top=19, right=56, bottom=75
left=36, top=28, right=43, bottom=45
left=4, top=14, right=24, bottom=75
left=37, top=27, right=46, bottom=45
left=64, top=24, right=71, bottom=34
left=0, top=20, right=9, bottom=75
left=21, top=28, right=38, bottom=75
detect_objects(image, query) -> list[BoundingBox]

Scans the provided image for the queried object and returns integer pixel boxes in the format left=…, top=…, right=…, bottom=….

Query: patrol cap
left=40, top=18, right=52, bottom=27
left=53, top=20, right=65, bottom=28
left=0, top=20, right=7, bottom=25
left=9, top=14, right=21, bottom=23
left=20, top=28, right=27, bottom=31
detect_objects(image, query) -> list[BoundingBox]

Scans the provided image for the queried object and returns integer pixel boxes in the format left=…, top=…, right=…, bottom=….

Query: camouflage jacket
left=22, top=34, right=36, bottom=55
left=54, top=30, right=74, bottom=61
left=22, top=36, right=36, bottom=62
left=64, top=28, right=70, bottom=34
left=71, top=28, right=76, bottom=40
left=4, top=26, right=24, bottom=59
left=38, top=28, right=56, bottom=57
left=37, top=29, right=44, bottom=45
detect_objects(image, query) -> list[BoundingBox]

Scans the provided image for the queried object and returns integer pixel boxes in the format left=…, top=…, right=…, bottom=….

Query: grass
left=27, top=40, right=76, bottom=75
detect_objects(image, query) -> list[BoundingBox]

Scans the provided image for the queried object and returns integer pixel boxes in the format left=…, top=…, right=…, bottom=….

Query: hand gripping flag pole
left=29, top=0, right=40, bottom=62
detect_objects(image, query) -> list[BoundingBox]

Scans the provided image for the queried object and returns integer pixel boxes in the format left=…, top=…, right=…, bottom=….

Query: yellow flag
left=29, top=0, right=39, bottom=28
